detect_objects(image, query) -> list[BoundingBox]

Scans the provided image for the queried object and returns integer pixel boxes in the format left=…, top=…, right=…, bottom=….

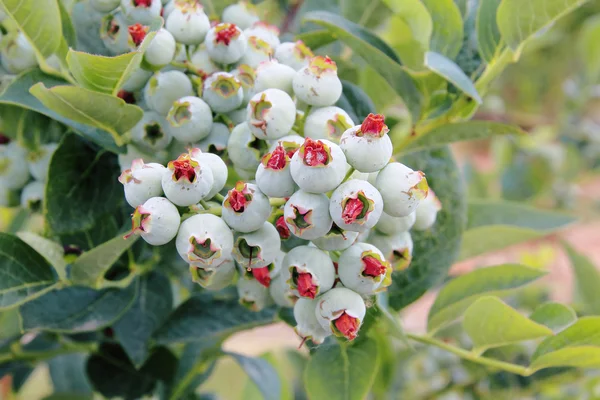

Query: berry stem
left=0, top=341, right=98, bottom=364
left=213, top=193, right=225, bottom=202
left=269, top=197, right=287, bottom=208
left=343, top=166, right=355, bottom=183
left=297, top=105, right=312, bottom=137
left=215, top=113, right=234, bottom=129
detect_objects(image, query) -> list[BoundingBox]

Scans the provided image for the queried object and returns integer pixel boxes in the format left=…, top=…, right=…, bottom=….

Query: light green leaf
left=70, top=235, right=138, bottom=288
left=579, top=15, right=600, bottom=83
left=459, top=226, right=545, bottom=260
left=421, top=0, right=463, bottom=59
left=533, top=317, right=600, bottom=359
left=16, top=232, right=67, bottom=280
left=303, top=11, right=422, bottom=121
left=564, top=242, right=600, bottom=315
left=530, top=346, right=600, bottom=372
left=304, top=339, right=380, bottom=400
left=30, top=83, right=143, bottom=146
left=396, top=121, right=525, bottom=154
left=0, top=232, right=58, bottom=310
left=497, top=0, right=588, bottom=53
left=57, top=0, right=77, bottom=49
left=0, top=0, right=62, bottom=58
left=295, top=29, right=337, bottom=50
left=476, top=0, right=503, bottom=62
left=229, top=353, right=281, bottom=400
left=425, top=51, right=482, bottom=104
left=335, top=80, right=376, bottom=123
left=530, top=302, right=577, bottom=332
left=427, top=264, right=545, bottom=333
left=463, top=296, right=553, bottom=354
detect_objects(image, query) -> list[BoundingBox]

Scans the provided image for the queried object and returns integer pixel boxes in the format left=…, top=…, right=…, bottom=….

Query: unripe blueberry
left=247, top=89, right=296, bottom=140
left=376, top=162, right=429, bottom=217
left=0, top=186, right=10, bottom=208
left=270, top=265, right=297, bottom=307
left=162, top=0, right=176, bottom=18
left=315, top=287, right=366, bottom=341
left=294, top=298, right=331, bottom=344
left=239, top=249, right=284, bottom=288
left=20, top=181, right=45, bottom=211
left=176, top=213, right=234, bottom=268
left=231, top=64, right=256, bottom=105
left=126, top=196, right=180, bottom=245
left=120, top=0, right=161, bottom=24
left=413, top=189, right=442, bottom=231
left=126, top=22, right=150, bottom=50
left=284, top=190, right=332, bottom=240
left=162, top=151, right=214, bottom=206
left=375, top=211, right=416, bottom=235
left=222, top=1, right=259, bottom=30
left=329, top=179, right=383, bottom=233
left=0, top=142, right=30, bottom=190
left=311, top=225, right=359, bottom=251
left=197, top=122, right=229, bottom=154
left=130, top=111, right=172, bottom=152
left=27, top=143, right=58, bottom=182
left=340, top=114, right=393, bottom=173
left=190, top=259, right=237, bottom=290
left=144, top=70, right=194, bottom=115
left=368, top=230, right=413, bottom=271
left=268, top=134, right=304, bottom=155
left=0, top=32, right=37, bottom=73
left=227, top=107, right=248, bottom=125
left=256, top=144, right=296, bottom=198
left=275, top=41, right=314, bottom=71
left=189, top=45, right=220, bottom=77
left=121, top=67, right=153, bottom=92
left=237, top=276, right=271, bottom=311
left=165, top=1, right=210, bottom=45
left=189, top=149, right=227, bottom=200
left=283, top=246, right=335, bottom=299
left=222, top=182, right=270, bottom=233
left=254, top=60, right=297, bottom=96
left=202, top=72, right=244, bottom=113
left=290, top=138, right=347, bottom=193
left=227, top=123, right=266, bottom=171
left=305, top=106, right=354, bottom=143
left=232, top=221, right=281, bottom=270
left=338, top=243, right=391, bottom=295
left=144, top=28, right=177, bottom=67
left=244, top=22, right=280, bottom=49
left=119, top=159, right=165, bottom=208
left=293, top=56, right=342, bottom=107
left=205, top=23, right=247, bottom=64
left=238, top=36, right=273, bottom=69
left=166, top=96, right=213, bottom=143
left=234, top=165, right=255, bottom=181
left=118, top=144, right=167, bottom=172
left=91, top=0, right=121, bottom=13
left=100, top=13, right=130, bottom=55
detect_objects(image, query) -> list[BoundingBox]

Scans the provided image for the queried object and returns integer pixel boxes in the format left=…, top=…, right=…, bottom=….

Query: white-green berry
left=413, top=189, right=442, bottom=231
left=244, top=22, right=280, bottom=49
left=0, top=142, right=30, bottom=190
left=166, top=96, right=213, bottom=143
left=197, top=122, right=229, bottom=154
left=222, top=1, right=260, bottom=30
left=284, top=190, right=332, bottom=240
left=305, top=106, right=354, bottom=143
left=270, top=266, right=297, bottom=307
left=165, top=1, right=210, bottom=45
left=20, top=181, right=45, bottom=211
left=91, top=0, right=121, bottom=13
left=253, top=60, right=297, bottom=96
left=294, top=298, right=331, bottom=344
left=176, top=213, right=234, bottom=268
left=238, top=36, right=273, bottom=68
left=128, top=196, right=181, bottom=246
left=329, top=179, right=383, bottom=233
left=131, top=112, right=173, bottom=153
left=118, top=144, right=167, bottom=172
left=1, top=32, right=37, bottom=73
left=121, top=67, right=153, bottom=92
left=144, top=70, right=194, bottom=115
left=189, top=149, right=227, bottom=200
left=375, top=211, right=416, bottom=235
left=315, top=287, right=366, bottom=341
left=119, top=159, right=165, bottom=208
left=247, top=88, right=296, bottom=140
left=338, top=243, right=392, bottom=295
left=283, top=246, right=335, bottom=299
left=144, top=28, right=177, bottom=67
left=340, top=114, right=393, bottom=173
left=275, top=40, right=314, bottom=71
left=120, top=0, right=161, bottom=24
left=311, top=225, right=359, bottom=251
left=205, top=23, right=247, bottom=64
left=293, top=56, right=342, bottom=107
left=27, top=143, right=58, bottom=182
left=376, top=162, right=429, bottom=217
left=368, top=230, right=413, bottom=271
left=227, top=123, right=265, bottom=171
left=189, top=45, right=220, bottom=76
left=231, top=64, right=256, bottom=105
left=232, top=221, right=281, bottom=269
left=202, top=72, right=244, bottom=113
left=237, top=277, right=271, bottom=311
left=256, top=144, right=296, bottom=198
left=222, top=182, right=271, bottom=233
left=161, top=151, right=214, bottom=206
left=190, top=259, right=237, bottom=290
left=290, top=138, right=347, bottom=193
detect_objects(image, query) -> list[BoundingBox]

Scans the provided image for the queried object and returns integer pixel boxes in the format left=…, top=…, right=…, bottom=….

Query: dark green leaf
left=45, top=134, right=122, bottom=235
left=48, top=353, right=93, bottom=395
left=428, top=264, right=546, bottom=333
left=425, top=51, right=482, bottom=104
left=0, top=232, right=57, bottom=310
left=0, top=69, right=123, bottom=153
left=165, top=340, right=219, bottom=400
left=466, top=200, right=576, bottom=230
left=388, top=146, right=467, bottom=310
left=335, top=80, right=376, bottom=123
left=421, top=0, right=464, bottom=59
left=113, top=272, right=173, bottom=368
left=304, top=339, right=380, bottom=400
left=16, top=232, right=67, bottom=280
left=229, top=352, right=281, bottom=400
left=476, top=0, right=502, bottom=62
left=530, top=302, right=577, bottom=332
left=564, top=242, right=600, bottom=315
left=295, top=30, right=337, bottom=50
left=20, top=282, right=137, bottom=332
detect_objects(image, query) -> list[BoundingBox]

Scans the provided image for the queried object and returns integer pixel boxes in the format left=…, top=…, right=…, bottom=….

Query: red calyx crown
left=128, top=23, right=148, bottom=46
left=215, top=23, right=240, bottom=45
left=358, top=113, right=388, bottom=138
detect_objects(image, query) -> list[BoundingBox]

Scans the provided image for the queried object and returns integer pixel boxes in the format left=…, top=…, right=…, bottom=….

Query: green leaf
left=388, top=147, right=467, bottom=310
left=0, top=0, right=62, bottom=59
left=424, top=51, right=482, bottom=104
left=530, top=302, right=577, bottom=332
left=0, top=70, right=124, bottom=153
left=564, top=242, right=600, bottom=315
left=497, top=0, right=588, bottom=53
left=303, top=11, right=423, bottom=121
left=295, top=29, right=337, bottom=50
left=459, top=226, right=546, bottom=260
left=153, top=293, right=276, bottom=344
left=476, top=0, right=502, bottom=62
left=530, top=346, right=600, bottom=372
left=57, top=0, right=77, bottom=49
left=30, top=83, right=142, bottom=146
left=427, top=264, right=546, bottom=333
left=533, top=317, right=600, bottom=359
left=20, top=282, right=137, bottom=332
left=70, top=235, right=138, bottom=288
left=166, top=340, right=218, bottom=399
left=421, top=0, right=464, bottom=59
left=45, top=134, right=122, bottom=235
left=397, top=121, right=525, bottom=154
left=335, top=80, right=376, bottom=123
left=304, top=339, right=380, bottom=400
left=229, top=353, right=281, bottom=400
left=48, top=353, right=93, bottom=395
left=16, top=232, right=67, bottom=280
left=0, top=232, right=58, bottom=310
left=113, top=272, right=173, bottom=368
left=579, top=15, right=600, bottom=83
left=463, top=296, right=553, bottom=354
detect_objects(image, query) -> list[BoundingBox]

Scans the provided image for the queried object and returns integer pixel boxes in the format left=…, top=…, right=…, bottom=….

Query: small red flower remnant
left=226, top=182, right=253, bottom=213
left=134, top=0, right=152, bottom=7
left=275, top=216, right=291, bottom=239
left=170, top=154, right=197, bottom=182
left=124, top=206, right=151, bottom=239
left=303, top=138, right=329, bottom=167
left=252, top=266, right=271, bottom=287
left=264, top=145, right=288, bottom=170
left=297, top=272, right=317, bottom=299
left=117, top=90, right=136, bottom=104
left=341, top=197, right=364, bottom=224
left=128, top=23, right=148, bottom=46
left=309, top=55, right=337, bottom=76
left=0, top=133, right=10, bottom=145
left=358, top=113, right=388, bottom=138
left=215, top=23, right=239, bottom=45
left=334, top=312, right=360, bottom=340
left=362, top=255, right=387, bottom=278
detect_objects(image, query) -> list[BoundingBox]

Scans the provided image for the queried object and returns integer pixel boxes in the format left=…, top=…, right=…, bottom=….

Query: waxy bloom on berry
left=1, top=142, right=30, bottom=190
left=294, top=298, right=331, bottom=344
left=256, top=144, right=296, bottom=198
left=275, top=40, right=314, bottom=71
left=270, top=265, right=297, bottom=307
left=222, top=182, right=271, bottom=233
left=329, top=179, right=383, bottom=232
left=338, top=243, right=392, bottom=295
left=190, top=259, right=237, bottom=290
left=176, top=213, right=234, bottom=268
left=413, top=189, right=442, bottom=231
left=121, top=0, right=161, bottom=24
left=232, top=222, right=281, bottom=269
left=119, top=159, right=165, bottom=208
left=305, top=106, right=354, bottom=143
left=247, top=88, right=296, bottom=140
left=205, top=23, right=247, bottom=64
left=100, top=13, right=130, bottom=55
left=237, top=277, right=271, bottom=311
left=290, top=138, right=347, bottom=194
left=340, top=113, right=393, bottom=173
left=254, top=59, right=297, bottom=96
left=144, top=28, right=176, bottom=67
left=311, top=224, right=359, bottom=252
left=284, top=190, right=332, bottom=240
left=227, top=123, right=265, bottom=171
left=161, top=151, right=214, bottom=206
left=190, top=150, right=228, bottom=200
left=90, top=0, right=121, bottom=13
left=284, top=246, right=335, bottom=299
left=144, top=70, right=194, bottom=115
left=375, top=211, right=416, bottom=235
left=203, top=72, right=244, bottom=113
left=165, top=0, right=210, bottom=45
left=166, top=96, right=213, bottom=143
left=244, top=21, right=280, bottom=49
left=238, top=36, right=273, bottom=68
left=315, top=287, right=366, bottom=341
left=376, top=162, right=429, bottom=217
left=293, top=56, right=342, bottom=107
left=28, top=143, right=58, bottom=182
left=368, top=230, right=413, bottom=271
left=130, top=111, right=172, bottom=153
left=126, top=197, right=180, bottom=246
left=222, top=1, right=260, bottom=30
